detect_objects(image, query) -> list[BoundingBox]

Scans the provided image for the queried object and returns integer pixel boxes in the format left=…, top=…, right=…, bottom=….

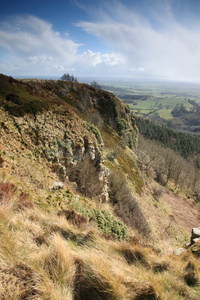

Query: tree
left=60, top=73, right=77, bottom=82
left=91, top=81, right=101, bottom=89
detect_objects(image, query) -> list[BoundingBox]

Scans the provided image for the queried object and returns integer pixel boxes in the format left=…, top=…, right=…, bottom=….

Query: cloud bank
left=1, top=1, right=200, bottom=81
left=0, top=15, right=124, bottom=77
left=77, top=0, right=200, bottom=81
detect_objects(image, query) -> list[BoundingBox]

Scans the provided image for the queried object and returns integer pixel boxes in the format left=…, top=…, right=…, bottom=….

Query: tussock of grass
left=117, top=243, right=150, bottom=268
left=74, top=257, right=119, bottom=300
left=184, top=261, right=199, bottom=286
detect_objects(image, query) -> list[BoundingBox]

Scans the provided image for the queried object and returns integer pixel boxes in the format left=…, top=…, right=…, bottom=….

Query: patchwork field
left=99, top=80, right=200, bottom=121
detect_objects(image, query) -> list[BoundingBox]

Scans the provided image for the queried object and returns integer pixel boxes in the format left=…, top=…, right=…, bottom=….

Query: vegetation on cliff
left=0, top=74, right=200, bottom=299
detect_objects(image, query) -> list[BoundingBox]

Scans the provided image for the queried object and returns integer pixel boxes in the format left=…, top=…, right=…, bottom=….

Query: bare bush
left=108, top=171, right=151, bottom=237
left=152, top=185, right=164, bottom=201
left=91, top=80, right=101, bottom=89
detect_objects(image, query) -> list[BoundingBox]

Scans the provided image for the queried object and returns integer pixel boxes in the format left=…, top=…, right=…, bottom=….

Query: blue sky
left=1, top=0, right=200, bottom=81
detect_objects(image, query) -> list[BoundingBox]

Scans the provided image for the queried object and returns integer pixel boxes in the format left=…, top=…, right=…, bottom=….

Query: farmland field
left=94, top=79, right=200, bottom=135
left=98, top=79, right=200, bottom=119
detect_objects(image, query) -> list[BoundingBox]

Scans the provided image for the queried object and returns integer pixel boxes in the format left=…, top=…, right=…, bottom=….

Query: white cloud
left=77, top=1, right=200, bottom=81
left=0, top=15, right=125, bottom=77
left=137, top=67, right=144, bottom=72
left=102, top=52, right=126, bottom=66
left=2, top=2, right=200, bottom=81
left=80, top=50, right=101, bottom=66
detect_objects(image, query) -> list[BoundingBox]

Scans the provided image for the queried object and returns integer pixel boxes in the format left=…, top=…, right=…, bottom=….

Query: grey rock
left=173, top=248, right=186, bottom=256
left=192, top=227, right=200, bottom=238
left=53, top=181, right=64, bottom=190
left=193, top=237, right=200, bottom=244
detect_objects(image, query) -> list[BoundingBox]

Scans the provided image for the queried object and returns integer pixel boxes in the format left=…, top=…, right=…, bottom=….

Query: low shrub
left=92, top=209, right=129, bottom=240
left=66, top=192, right=129, bottom=240
left=5, top=93, right=48, bottom=116
left=0, top=262, right=41, bottom=299
left=152, top=185, right=164, bottom=201
left=14, top=192, right=34, bottom=211
left=58, top=209, right=87, bottom=228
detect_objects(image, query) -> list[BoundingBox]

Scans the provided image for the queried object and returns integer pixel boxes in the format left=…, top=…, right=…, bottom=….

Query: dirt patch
left=161, top=190, right=200, bottom=235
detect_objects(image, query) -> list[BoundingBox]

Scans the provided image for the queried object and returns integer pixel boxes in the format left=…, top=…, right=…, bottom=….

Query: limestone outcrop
left=0, top=75, right=138, bottom=202
left=14, top=107, right=109, bottom=202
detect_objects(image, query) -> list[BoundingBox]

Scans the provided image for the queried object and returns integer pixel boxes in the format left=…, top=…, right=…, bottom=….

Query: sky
left=1, top=0, right=200, bottom=82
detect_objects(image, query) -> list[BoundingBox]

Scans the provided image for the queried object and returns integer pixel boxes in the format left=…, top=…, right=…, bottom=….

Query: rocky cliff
left=1, top=75, right=200, bottom=299
left=0, top=74, right=137, bottom=203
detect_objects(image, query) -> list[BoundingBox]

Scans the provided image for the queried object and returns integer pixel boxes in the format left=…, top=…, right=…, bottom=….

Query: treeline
left=121, top=94, right=150, bottom=101
left=60, top=73, right=78, bottom=82
left=136, top=117, right=200, bottom=158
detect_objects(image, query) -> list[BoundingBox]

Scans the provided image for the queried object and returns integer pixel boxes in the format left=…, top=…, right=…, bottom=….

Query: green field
left=99, top=80, right=200, bottom=121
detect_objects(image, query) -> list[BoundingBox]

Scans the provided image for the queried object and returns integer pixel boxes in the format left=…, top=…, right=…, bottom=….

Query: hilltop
left=0, top=74, right=200, bottom=299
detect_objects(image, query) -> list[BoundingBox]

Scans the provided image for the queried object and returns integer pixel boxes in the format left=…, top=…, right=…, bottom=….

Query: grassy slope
left=1, top=141, right=200, bottom=299
left=0, top=76, right=200, bottom=299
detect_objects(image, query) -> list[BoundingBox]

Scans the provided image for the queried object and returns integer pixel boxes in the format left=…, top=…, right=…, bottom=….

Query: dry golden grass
left=0, top=179, right=200, bottom=299
left=1, top=107, right=200, bottom=299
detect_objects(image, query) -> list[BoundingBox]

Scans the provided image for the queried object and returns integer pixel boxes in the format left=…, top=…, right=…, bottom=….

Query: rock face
left=14, top=107, right=109, bottom=202
left=0, top=75, right=138, bottom=203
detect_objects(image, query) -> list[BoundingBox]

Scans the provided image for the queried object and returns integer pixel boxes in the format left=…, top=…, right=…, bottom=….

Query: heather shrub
left=0, top=181, right=17, bottom=206
left=0, top=156, right=4, bottom=167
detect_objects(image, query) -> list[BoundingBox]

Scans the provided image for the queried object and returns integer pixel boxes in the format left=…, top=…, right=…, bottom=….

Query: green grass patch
left=50, top=190, right=130, bottom=240
left=158, top=109, right=173, bottom=119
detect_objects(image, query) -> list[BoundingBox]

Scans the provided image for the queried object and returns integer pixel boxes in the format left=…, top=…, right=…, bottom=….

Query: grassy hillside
left=0, top=75, right=200, bottom=299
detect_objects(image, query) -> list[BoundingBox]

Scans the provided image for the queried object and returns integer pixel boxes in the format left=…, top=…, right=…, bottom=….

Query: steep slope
left=0, top=75, right=137, bottom=203
left=1, top=74, right=200, bottom=299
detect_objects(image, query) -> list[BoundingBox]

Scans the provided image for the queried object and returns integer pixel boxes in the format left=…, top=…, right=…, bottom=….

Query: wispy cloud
left=77, top=0, right=200, bottom=81
left=0, top=15, right=124, bottom=76
left=1, top=1, right=200, bottom=81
